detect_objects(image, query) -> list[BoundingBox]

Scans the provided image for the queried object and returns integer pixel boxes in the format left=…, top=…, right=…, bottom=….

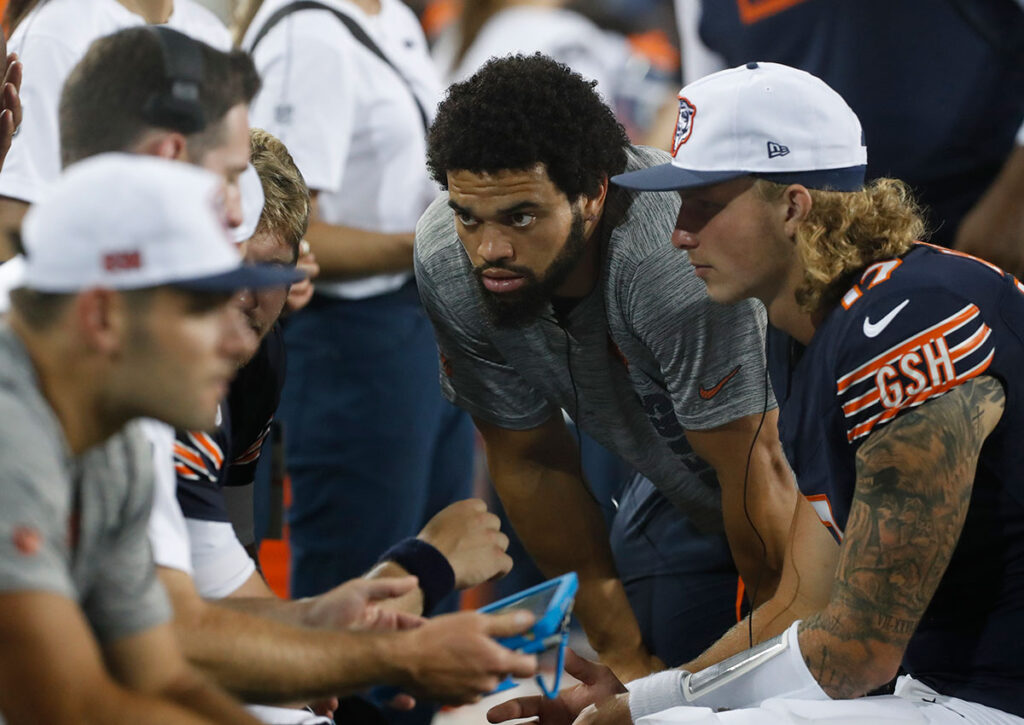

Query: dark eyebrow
left=448, top=199, right=472, bottom=216
left=447, top=199, right=541, bottom=217
left=496, top=201, right=541, bottom=216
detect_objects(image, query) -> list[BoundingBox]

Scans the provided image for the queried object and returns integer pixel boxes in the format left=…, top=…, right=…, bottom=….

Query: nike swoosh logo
left=699, top=365, right=742, bottom=400
left=863, top=299, right=910, bottom=338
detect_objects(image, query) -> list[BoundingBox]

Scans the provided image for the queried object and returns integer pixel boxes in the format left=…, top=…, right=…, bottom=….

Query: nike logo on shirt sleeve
left=699, top=365, right=742, bottom=400
left=863, top=299, right=910, bottom=338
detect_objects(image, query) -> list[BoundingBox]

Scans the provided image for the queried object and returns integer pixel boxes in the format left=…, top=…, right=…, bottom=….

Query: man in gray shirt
left=415, top=54, right=830, bottom=680
left=0, top=153, right=311, bottom=725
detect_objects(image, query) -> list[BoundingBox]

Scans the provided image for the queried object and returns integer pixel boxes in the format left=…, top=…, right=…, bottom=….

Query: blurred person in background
left=0, top=0, right=232, bottom=252
left=664, top=0, right=1024, bottom=275
left=237, top=3, right=478, bottom=721
left=431, top=0, right=676, bottom=141
left=237, top=0, right=474, bottom=624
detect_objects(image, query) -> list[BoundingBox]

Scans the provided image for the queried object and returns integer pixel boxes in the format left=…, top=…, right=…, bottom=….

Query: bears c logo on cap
left=671, top=97, right=697, bottom=156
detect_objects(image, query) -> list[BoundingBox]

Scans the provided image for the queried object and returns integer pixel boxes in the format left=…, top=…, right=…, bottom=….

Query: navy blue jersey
left=175, top=325, right=287, bottom=522
left=772, top=244, right=1024, bottom=715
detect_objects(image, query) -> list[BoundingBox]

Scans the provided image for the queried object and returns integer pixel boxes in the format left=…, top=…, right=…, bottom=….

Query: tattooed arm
left=797, top=375, right=1006, bottom=698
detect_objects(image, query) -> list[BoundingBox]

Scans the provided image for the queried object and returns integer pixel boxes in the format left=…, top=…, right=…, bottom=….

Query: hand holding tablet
left=479, top=572, right=579, bottom=697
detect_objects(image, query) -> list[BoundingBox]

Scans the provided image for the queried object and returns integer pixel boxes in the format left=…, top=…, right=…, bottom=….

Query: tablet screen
left=486, top=587, right=557, bottom=618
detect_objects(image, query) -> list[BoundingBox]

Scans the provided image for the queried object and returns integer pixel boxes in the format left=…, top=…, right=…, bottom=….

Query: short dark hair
left=8, top=288, right=73, bottom=330
left=59, top=27, right=261, bottom=167
left=427, top=53, right=629, bottom=202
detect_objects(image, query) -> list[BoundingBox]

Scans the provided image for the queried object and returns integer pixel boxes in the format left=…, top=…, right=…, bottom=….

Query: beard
left=473, top=210, right=588, bottom=329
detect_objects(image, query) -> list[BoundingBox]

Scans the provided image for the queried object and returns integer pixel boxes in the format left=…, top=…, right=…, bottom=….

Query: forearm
left=2, top=679, right=254, bottom=725
left=683, top=496, right=837, bottom=673
left=482, top=424, right=651, bottom=680
left=687, top=411, right=798, bottom=607
left=305, top=220, right=414, bottom=279
left=216, top=593, right=315, bottom=627
left=365, top=560, right=425, bottom=615
left=681, top=592, right=813, bottom=674
left=176, top=598, right=400, bottom=702
left=215, top=570, right=317, bottom=627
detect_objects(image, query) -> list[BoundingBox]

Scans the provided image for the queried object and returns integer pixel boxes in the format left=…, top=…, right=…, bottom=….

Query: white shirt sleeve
left=0, top=33, right=78, bottom=203
left=185, top=518, right=257, bottom=599
left=248, top=17, right=358, bottom=194
left=143, top=419, right=194, bottom=575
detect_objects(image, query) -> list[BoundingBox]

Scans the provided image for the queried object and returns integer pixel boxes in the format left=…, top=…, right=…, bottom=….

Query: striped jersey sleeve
left=173, top=431, right=226, bottom=483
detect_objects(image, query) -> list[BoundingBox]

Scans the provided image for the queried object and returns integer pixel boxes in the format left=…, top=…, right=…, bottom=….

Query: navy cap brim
left=612, top=162, right=868, bottom=193
left=173, top=262, right=305, bottom=292
left=611, top=163, right=746, bottom=191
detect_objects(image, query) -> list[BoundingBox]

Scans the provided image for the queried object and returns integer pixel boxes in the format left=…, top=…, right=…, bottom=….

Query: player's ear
left=781, top=184, right=812, bottom=238
left=581, top=176, right=609, bottom=234
left=75, top=288, right=127, bottom=355
left=133, top=130, right=187, bottom=162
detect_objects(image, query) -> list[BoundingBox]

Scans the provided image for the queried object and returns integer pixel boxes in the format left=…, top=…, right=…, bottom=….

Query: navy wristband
left=378, top=538, right=455, bottom=615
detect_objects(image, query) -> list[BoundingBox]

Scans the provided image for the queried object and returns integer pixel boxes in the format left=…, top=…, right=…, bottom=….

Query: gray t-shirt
left=0, top=325, right=171, bottom=648
left=414, top=146, right=775, bottom=531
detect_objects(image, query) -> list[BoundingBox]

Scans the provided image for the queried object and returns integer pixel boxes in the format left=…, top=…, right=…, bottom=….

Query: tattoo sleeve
left=799, top=375, right=1005, bottom=698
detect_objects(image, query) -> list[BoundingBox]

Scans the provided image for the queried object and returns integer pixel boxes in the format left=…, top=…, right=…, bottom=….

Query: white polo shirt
left=244, top=0, right=442, bottom=300
left=144, top=419, right=258, bottom=599
left=0, top=0, right=231, bottom=204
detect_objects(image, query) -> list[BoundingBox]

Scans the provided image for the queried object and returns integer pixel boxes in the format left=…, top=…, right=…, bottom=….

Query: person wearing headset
left=0, top=0, right=232, bottom=255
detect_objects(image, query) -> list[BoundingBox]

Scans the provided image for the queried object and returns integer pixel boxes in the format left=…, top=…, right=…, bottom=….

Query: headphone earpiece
left=142, top=27, right=206, bottom=135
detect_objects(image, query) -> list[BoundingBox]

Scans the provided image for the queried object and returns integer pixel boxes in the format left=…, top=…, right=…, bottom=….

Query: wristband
left=628, top=620, right=829, bottom=718
left=377, top=538, right=455, bottom=615
left=628, top=670, right=687, bottom=722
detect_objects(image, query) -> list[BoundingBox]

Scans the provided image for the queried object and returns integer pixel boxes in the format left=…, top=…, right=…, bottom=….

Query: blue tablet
left=479, top=572, right=578, bottom=697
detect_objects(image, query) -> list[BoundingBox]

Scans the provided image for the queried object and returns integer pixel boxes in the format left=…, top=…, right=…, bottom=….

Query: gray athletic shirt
left=0, top=325, right=171, bottom=648
left=414, top=146, right=775, bottom=531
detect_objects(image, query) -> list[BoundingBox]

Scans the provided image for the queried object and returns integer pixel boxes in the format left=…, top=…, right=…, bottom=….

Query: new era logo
left=767, top=141, right=790, bottom=158
left=103, top=251, right=142, bottom=271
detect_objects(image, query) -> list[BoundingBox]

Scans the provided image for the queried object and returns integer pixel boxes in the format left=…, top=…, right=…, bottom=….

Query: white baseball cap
left=21, top=153, right=303, bottom=293
left=613, top=62, right=867, bottom=191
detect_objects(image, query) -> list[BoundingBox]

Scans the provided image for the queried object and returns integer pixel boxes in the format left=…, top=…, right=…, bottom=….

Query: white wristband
left=627, top=670, right=688, bottom=721
left=627, top=621, right=830, bottom=718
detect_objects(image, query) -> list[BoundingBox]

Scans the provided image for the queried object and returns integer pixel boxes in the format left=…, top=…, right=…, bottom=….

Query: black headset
left=141, top=26, right=207, bottom=135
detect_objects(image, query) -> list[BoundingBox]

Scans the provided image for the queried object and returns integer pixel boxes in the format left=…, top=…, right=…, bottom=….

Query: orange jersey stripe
left=189, top=432, right=224, bottom=468
left=174, top=442, right=206, bottom=470
left=175, top=463, right=199, bottom=479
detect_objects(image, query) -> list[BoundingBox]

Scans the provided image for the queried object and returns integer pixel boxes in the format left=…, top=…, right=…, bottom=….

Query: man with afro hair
left=415, top=54, right=822, bottom=680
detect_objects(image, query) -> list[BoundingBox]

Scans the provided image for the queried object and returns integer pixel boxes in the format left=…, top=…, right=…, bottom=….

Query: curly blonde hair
left=754, top=178, right=926, bottom=313
left=249, top=128, right=310, bottom=260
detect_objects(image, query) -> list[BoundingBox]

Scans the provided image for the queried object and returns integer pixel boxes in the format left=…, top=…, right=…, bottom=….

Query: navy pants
left=611, top=474, right=741, bottom=666
left=277, top=285, right=475, bottom=599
